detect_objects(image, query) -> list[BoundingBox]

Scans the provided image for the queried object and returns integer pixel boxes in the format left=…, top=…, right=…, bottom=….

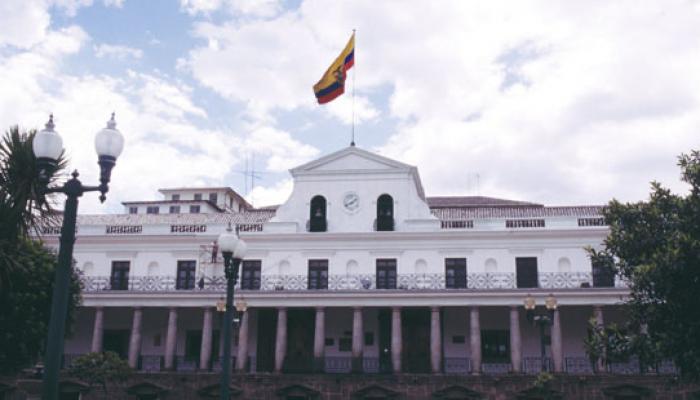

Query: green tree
left=592, top=150, right=700, bottom=379
left=68, top=352, right=132, bottom=393
left=0, top=238, right=82, bottom=374
left=0, top=126, right=80, bottom=374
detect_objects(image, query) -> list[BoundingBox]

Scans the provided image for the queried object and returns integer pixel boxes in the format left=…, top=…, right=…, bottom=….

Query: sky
left=1, top=0, right=699, bottom=214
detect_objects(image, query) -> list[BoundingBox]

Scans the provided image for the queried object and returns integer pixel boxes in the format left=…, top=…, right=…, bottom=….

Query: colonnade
left=86, top=304, right=606, bottom=374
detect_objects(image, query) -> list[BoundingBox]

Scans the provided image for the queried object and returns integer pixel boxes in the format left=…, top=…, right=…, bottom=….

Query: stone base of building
left=3, top=373, right=700, bottom=400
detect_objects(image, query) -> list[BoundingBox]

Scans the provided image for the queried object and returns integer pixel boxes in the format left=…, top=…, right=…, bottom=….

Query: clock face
left=343, top=192, right=360, bottom=213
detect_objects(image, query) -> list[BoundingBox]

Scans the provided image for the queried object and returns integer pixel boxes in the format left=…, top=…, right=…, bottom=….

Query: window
left=189, top=205, right=200, bottom=214
left=194, top=193, right=202, bottom=201
left=176, top=260, right=196, bottom=290
left=146, top=206, right=159, bottom=214
left=110, top=261, right=130, bottom=290
left=376, top=259, right=397, bottom=289
left=376, top=194, right=394, bottom=231
left=209, top=192, right=218, bottom=203
left=171, top=194, right=180, bottom=201
left=128, top=206, right=138, bottom=214
left=309, top=195, right=327, bottom=232
left=307, top=260, right=328, bottom=290
left=592, top=260, right=615, bottom=287
left=241, top=260, right=261, bottom=290
left=445, top=258, right=467, bottom=288
left=481, top=330, right=510, bottom=362
left=516, top=257, right=538, bottom=288
left=452, top=335, right=465, bottom=344
left=169, top=205, right=180, bottom=214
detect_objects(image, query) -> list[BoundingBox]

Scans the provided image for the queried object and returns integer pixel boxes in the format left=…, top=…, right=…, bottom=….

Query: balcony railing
left=81, top=272, right=628, bottom=292
left=61, top=353, right=676, bottom=376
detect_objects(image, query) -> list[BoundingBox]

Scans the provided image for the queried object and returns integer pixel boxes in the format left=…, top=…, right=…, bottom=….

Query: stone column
left=128, top=307, right=143, bottom=369
left=90, top=307, right=104, bottom=353
left=352, top=307, right=364, bottom=372
left=470, top=307, right=481, bottom=374
left=593, top=305, right=605, bottom=372
left=430, top=307, right=442, bottom=374
left=274, top=307, right=287, bottom=373
left=510, top=306, right=522, bottom=373
left=236, top=310, right=250, bottom=372
left=313, top=307, right=325, bottom=372
left=200, top=307, right=214, bottom=370
left=391, top=307, right=402, bottom=373
left=551, top=308, right=563, bottom=372
left=164, top=307, right=178, bottom=370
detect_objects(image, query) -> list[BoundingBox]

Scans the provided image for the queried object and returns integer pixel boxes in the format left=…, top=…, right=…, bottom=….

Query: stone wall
left=3, top=373, right=700, bottom=400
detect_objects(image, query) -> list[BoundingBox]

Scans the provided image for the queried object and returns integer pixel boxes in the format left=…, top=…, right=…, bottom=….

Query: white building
left=51, top=145, right=641, bottom=377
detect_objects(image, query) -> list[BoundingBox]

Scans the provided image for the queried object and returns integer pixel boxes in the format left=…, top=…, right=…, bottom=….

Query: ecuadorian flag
left=313, top=34, right=355, bottom=104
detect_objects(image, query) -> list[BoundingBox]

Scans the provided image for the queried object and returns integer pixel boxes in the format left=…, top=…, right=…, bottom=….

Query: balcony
left=80, top=272, right=628, bottom=293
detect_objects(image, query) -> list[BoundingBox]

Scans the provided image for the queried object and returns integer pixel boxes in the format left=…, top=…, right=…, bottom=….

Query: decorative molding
left=105, top=251, right=138, bottom=259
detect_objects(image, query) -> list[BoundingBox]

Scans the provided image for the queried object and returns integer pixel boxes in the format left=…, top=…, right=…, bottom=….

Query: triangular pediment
left=291, top=146, right=414, bottom=175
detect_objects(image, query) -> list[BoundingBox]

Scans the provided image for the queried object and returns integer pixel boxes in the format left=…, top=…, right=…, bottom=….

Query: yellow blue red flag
left=313, top=33, right=355, bottom=104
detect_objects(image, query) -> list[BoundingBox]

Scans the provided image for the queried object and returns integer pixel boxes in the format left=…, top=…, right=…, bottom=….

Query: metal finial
left=107, top=112, right=116, bottom=129
left=46, top=114, right=55, bottom=131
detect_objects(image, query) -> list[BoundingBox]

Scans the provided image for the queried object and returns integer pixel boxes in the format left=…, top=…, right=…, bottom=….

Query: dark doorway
left=285, top=309, right=315, bottom=373
left=185, top=330, right=202, bottom=362
left=103, top=329, right=129, bottom=359
left=256, top=309, right=277, bottom=372
left=378, top=309, right=392, bottom=373
left=402, top=308, right=430, bottom=373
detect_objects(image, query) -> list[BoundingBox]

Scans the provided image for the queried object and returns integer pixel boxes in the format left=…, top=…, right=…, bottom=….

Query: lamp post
left=217, top=224, right=247, bottom=400
left=34, top=114, right=124, bottom=400
left=524, top=293, right=557, bottom=372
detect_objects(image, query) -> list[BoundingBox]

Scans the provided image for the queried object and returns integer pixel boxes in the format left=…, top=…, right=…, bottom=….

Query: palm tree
left=0, top=125, right=66, bottom=241
left=0, top=125, right=66, bottom=290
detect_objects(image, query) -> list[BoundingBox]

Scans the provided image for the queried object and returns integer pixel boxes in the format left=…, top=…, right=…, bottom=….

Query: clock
left=342, top=192, right=360, bottom=213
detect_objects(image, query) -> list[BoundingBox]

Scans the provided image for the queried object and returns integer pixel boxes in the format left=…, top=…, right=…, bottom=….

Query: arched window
left=309, top=195, right=327, bottom=232
left=376, top=194, right=394, bottom=231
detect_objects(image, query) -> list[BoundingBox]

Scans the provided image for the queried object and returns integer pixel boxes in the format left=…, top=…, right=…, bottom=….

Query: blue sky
left=1, top=0, right=699, bottom=213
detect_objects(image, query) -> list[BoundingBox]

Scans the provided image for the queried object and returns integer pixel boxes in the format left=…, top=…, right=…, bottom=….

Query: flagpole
left=351, top=28, right=356, bottom=147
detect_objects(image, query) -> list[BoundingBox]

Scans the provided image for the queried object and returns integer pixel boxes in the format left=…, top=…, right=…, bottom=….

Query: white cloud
left=94, top=44, right=143, bottom=60
left=0, top=0, right=51, bottom=49
left=4, top=0, right=700, bottom=212
left=180, top=0, right=282, bottom=17
left=243, top=124, right=319, bottom=172
left=247, top=178, right=292, bottom=207
left=324, top=95, right=379, bottom=125
left=184, top=0, right=700, bottom=206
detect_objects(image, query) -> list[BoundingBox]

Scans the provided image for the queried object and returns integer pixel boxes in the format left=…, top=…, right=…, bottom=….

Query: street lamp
left=524, top=293, right=558, bottom=372
left=217, top=224, right=246, bottom=400
left=34, top=114, right=124, bottom=400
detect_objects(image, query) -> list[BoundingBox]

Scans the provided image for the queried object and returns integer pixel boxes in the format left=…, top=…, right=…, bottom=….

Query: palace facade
left=39, top=146, right=675, bottom=398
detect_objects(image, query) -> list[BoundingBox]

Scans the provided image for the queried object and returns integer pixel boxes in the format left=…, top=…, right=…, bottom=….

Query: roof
left=121, top=199, right=224, bottom=212
left=430, top=205, right=604, bottom=220
left=74, top=209, right=276, bottom=225
left=426, top=196, right=543, bottom=208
